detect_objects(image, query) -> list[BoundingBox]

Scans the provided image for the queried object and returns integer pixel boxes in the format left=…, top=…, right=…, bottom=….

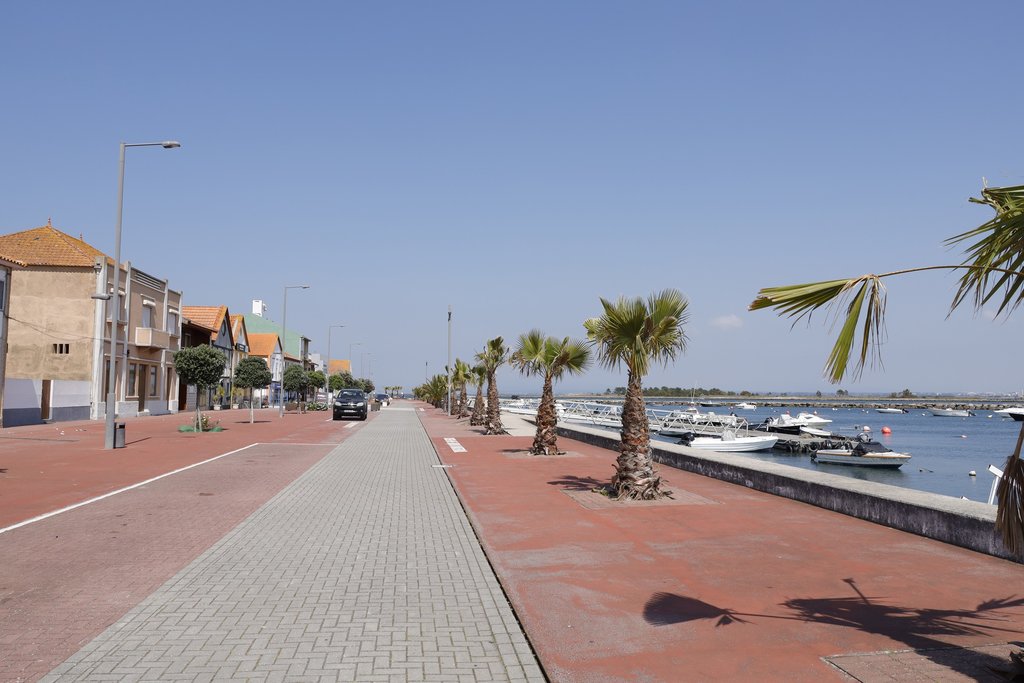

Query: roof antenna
left=47, top=217, right=52, bottom=226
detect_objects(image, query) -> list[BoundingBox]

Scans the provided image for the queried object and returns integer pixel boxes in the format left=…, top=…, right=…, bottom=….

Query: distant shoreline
left=512, top=394, right=1024, bottom=410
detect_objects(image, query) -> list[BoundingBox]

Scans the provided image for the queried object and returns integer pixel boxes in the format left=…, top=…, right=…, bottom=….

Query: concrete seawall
left=557, top=422, right=1018, bottom=563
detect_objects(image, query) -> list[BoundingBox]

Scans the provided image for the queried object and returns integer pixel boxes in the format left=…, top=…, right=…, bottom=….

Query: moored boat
left=677, top=425, right=778, bottom=452
left=928, top=407, right=973, bottom=418
left=813, top=436, right=911, bottom=469
left=994, top=408, right=1024, bottom=421
left=875, top=407, right=907, bottom=414
left=733, top=402, right=757, bottom=410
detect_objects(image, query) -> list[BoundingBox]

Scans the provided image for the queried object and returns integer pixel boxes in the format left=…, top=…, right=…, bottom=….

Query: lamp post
left=104, top=140, right=180, bottom=450
left=326, top=324, right=345, bottom=404
left=447, top=305, right=452, bottom=416
left=279, top=284, right=310, bottom=417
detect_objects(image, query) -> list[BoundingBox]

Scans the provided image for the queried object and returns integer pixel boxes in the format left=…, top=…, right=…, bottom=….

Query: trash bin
left=114, top=422, right=126, bottom=448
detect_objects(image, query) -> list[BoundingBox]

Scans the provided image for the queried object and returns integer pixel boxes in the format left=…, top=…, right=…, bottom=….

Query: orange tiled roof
left=0, top=223, right=107, bottom=267
left=230, top=314, right=247, bottom=343
left=182, top=306, right=229, bottom=340
left=247, top=333, right=280, bottom=358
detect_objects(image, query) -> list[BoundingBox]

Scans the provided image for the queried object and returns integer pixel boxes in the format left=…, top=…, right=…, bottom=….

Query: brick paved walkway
left=43, top=407, right=544, bottom=682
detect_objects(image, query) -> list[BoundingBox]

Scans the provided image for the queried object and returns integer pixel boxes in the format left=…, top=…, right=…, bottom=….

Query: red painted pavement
left=0, top=408, right=371, bottom=683
left=418, top=403, right=1024, bottom=682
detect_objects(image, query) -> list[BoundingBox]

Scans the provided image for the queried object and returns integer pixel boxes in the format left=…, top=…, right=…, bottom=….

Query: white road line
left=345, top=422, right=359, bottom=430
left=0, top=442, right=261, bottom=536
left=443, top=437, right=467, bottom=453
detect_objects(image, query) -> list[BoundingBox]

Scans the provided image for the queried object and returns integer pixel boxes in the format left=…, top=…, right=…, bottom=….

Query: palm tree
left=451, top=359, right=472, bottom=418
left=476, top=337, right=508, bottom=435
left=416, top=374, right=449, bottom=408
left=749, top=182, right=1024, bottom=554
left=585, top=289, right=689, bottom=500
left=511, top=330, right=591, bottom=455
left=469, top=364, right=487, bottom=426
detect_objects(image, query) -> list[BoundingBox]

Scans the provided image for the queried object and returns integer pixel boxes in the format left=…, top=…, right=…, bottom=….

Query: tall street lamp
left=105, top=140, right=181, bottom=450
left=326, top=324, right=345, bottom=404
left=279, top=284, right=310, bottom=417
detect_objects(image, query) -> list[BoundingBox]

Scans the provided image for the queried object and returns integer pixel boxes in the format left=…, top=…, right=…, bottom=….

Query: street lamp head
left=161, top=141, right=181, bottom=149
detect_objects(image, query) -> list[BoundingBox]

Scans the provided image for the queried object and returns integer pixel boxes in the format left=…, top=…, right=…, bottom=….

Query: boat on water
left=756, top=411, right=832, bottom=435
left=994, top=408, right=1024, bottom=421
left=733, top=402, right=757, bottom=410
left=676, top=419, right=778, bottom=452
left=928, top=407, right=974, bottom=418
left=813, top=435, right=911, bottom=469
left=875, top=407, right=907, bottom=414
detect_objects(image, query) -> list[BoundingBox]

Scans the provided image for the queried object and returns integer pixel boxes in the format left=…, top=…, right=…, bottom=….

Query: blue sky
left=3, top=1, right=1022, bottom=395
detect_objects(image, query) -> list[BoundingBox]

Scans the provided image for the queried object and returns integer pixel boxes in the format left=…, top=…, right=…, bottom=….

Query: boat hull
left=685, top=435, right=778, bottom=452
left=928, top=408, right=971, bottom=417
left=813, top=449, right=911, bottom=468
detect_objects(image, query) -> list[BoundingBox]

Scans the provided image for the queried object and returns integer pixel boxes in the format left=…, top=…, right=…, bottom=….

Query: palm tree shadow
left=644, top=579, right=1024, bottom=679
left=643, top=592, right=752, bottom=628
left=547, top=474, right=606, bottom=491
left=782, top=578, right=1024, bottom=678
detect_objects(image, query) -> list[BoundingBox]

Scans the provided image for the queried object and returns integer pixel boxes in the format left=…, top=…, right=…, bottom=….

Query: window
left=127, top=363, right=138, bottom=397
left=141, top=306, right=153, bottom=328
left=51, top=343, right=70, bottom=354
left=149, top=366, right=158, bottom=397
left=167, top=312, right=178, bottom=334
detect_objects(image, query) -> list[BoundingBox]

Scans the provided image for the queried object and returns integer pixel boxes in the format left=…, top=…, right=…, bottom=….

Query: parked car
left=375, top=393, right=391, bottom=407
left=333, top=389, right=368, bottom=421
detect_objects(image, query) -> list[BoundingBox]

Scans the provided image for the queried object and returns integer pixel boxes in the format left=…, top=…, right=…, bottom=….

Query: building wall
left=7, top=268, right=95, bottom=381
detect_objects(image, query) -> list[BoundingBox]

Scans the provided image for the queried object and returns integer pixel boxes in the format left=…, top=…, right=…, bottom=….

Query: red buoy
left=881, top=426, right=892, bottom=435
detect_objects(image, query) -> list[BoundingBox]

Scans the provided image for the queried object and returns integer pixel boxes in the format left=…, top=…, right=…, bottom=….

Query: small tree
left=282, top=365, right=309, bottom=410
left=233, top=356, right=272, bottom=424
left=308, top=370, right=326, bottom=400
left=174, top=345, right=227, bottom=432
left=361, top=378, right=375, bottom=394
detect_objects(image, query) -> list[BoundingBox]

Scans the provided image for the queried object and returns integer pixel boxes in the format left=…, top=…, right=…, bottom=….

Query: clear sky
left=3, top=1, right=1022, bottom=396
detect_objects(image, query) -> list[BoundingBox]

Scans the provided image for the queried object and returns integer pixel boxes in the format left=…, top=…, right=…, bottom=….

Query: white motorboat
left=813, top=436, right=911, bottom=469
left=795, top=411, right=832, bottom=425
left=800, top=425, right=833, bottom=437
left=875, top=407, right=907, bottom=414
left=928, top=407, right=973, bottom=418
left=994, top=408, right=1024, bottom=422
left=679, top=427, right=778, bottom=452
left=758, top=411, right=832, bottom=435
left=673, top=417, right=778, bottom=452
left=733, top=402, right=757, bottom=410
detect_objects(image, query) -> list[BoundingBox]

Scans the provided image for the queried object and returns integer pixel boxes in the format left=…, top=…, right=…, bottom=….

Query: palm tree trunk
left=484, top=371, right=504, bottom=435
left=610, top=370, right=666, bottom=499
left=996, top=420, right=1024, bottom=556
left=532, top=373, right=559, bottom=455
left=470, top=388, right=485, bottom=425
left=458, top=382, right=468, bottom=418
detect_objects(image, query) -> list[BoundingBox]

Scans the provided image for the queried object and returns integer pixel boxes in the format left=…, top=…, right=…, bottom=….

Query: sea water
left=648, top=405, right=1022, bottom=503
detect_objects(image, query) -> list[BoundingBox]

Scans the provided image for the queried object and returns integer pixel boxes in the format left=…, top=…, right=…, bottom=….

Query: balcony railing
left=135, top=327, right=173, bottom=349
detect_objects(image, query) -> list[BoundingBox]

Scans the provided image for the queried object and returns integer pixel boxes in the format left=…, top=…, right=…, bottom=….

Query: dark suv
left=333, top=389, right=368, bottom=420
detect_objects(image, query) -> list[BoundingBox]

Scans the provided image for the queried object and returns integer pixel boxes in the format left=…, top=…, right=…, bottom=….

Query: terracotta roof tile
left=0, top=224, right=107, bottom=267
left=247, top=333, right=280, bottom=358
left=181, top=306, right=230, bottom=341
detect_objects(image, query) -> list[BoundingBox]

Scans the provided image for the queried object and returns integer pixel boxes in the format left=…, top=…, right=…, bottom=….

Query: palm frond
left=751, top=275, right=886, bottom=384
left=947, top=184, right=1024, bottom=317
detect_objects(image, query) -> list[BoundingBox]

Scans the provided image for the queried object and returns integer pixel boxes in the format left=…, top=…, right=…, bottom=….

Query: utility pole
left=446, top=305, right=452, bottom=416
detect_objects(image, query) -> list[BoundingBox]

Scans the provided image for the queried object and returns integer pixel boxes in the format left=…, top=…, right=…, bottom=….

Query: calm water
left=647, top=405, right=1023, bottom=503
